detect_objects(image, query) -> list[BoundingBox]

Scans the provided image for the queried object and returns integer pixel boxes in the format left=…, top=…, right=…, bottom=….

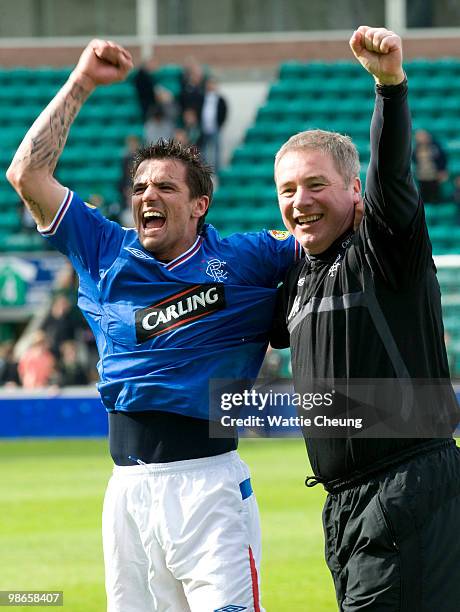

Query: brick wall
left=1, top=35, right=460, bottom=69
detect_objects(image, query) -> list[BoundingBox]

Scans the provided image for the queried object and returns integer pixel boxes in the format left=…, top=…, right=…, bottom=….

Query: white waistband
left=112, top=450, right=239, bottom=476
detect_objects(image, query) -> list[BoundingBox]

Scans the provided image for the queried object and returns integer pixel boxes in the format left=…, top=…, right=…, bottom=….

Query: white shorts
left=102, top=451, right=264, bottom=612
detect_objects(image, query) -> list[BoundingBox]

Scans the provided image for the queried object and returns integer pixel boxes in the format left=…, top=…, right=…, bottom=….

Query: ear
left=352, top=177, right=363, bottom=230
left=352, top=176, right=362, bottom=199
left=192, top=195, right=209, bottom=219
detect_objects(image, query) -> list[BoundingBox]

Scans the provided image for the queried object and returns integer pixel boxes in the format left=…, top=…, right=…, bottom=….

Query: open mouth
left=296, top=214, right=323, bottom=226
left=143, top=210, right=166, bottom=231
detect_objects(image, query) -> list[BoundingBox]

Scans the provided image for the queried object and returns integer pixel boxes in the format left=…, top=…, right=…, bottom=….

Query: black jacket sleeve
left=364, top=79, right=420, bottom=233
left=217, top=97, right=228, bottom=128
left=361, top=79, right=433, bottom=286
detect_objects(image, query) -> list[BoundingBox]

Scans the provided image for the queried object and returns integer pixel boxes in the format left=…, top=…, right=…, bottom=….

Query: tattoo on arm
left=22, top=193, right=46, bottom=226
left=14, top=81, right=90, bottom=175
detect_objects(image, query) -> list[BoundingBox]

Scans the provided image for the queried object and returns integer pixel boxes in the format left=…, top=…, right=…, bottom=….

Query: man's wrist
left=374, top=71, right=406, bottom=87
left=67, top=71, right=97, bottom=95
left=375, top=75, right=408, bottom=98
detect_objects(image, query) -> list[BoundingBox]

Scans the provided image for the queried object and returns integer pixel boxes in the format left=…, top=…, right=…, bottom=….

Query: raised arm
left=350, top=26, right=420, bottom=232
left=6, top=40, right=133, bottom=230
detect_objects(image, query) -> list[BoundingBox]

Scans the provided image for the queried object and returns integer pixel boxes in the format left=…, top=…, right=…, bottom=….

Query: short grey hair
left=275, top=129, right=360, bottom=187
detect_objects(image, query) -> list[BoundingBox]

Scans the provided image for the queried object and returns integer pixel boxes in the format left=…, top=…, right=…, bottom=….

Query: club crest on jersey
left=268, top=229, right=290, bottom=241
left=328, top=253, right=342, bottom=278
left=206, top=258, right=228, bottom=282
left=135, top=284, right=226, bottom=342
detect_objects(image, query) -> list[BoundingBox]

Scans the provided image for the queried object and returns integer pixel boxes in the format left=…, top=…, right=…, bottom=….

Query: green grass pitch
left=0, top=438, right=336, bottom=611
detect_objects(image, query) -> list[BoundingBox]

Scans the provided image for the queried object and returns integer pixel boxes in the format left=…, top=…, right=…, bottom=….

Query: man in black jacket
left=272, top=26, right=460, bottom=611
left=133, top=58, right=158, bottom=123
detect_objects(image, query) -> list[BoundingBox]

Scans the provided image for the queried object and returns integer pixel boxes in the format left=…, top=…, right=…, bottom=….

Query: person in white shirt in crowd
left=199, top=76, right=228, bottom=174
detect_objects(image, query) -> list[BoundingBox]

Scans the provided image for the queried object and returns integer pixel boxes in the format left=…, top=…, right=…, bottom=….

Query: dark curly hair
left=131, top=139, right=214, bottom=233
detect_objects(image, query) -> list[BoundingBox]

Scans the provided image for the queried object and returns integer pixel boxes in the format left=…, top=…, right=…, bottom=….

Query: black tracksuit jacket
left=271, top=80, right=459, bottom=482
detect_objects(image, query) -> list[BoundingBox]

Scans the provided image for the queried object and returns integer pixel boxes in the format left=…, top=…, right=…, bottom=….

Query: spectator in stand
left=50, top=262, right=99, bottom=381
left=173, top=109, right=202, bottom=148
left=145, top=106, right=173, bottom=145
left=413, top=129, right=448, bottom=203
left=0, top=340, right=19, bottom=387
left=57, top=340, right=89, bottom=386
left=173, top=127, right=189, bottom=146
left=181, top=108, right=201, bottom=147
left=133, top=57, right=159, bottom=123
left=199, top=76, right=228, bottom=174
left=41, top=293, right=76, bottom=358
left=18, top=330, right=56, bottom=388
left=178, top=56, right=206, bottom=117
left=157, top=86, right=179, bottom=129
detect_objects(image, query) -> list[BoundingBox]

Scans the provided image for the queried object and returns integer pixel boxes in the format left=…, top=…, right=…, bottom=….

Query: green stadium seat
left=424, top=203, right=457, bottom=227
left=279, top=61, right=305, bottom=80
left=219, top=163, right=274, bottom=187
left=91, top=82, right=135, bottom=103
left=0, top=209, right=20, bottom=229
left=231, top=143, right=278, bottom=165
left=155, top=65, right=183, bottom=78
left=61, top=144, right=125, bottom=166
left=0, top=85, right=26, bottom=102
left=0, top=68, right=36, bottom=85
left=436, top=268, right=460, bottom=291
left=209, top=206, right=280, bottom=227
left=57, top=163, right=121, bottom=186
left=0, top=105, right=39, bottom=126
left=214, top=184, right=277, bottom=205
left=429, top=226, right=460, bottom=241
left=0, top=183, right=19, bottom=205
left=0, top=232, right=46, bottom=252
left=31, top=67, right=72, bottom=84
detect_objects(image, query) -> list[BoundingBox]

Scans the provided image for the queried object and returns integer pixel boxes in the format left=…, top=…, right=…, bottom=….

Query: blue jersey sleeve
left=39, top=189, right=125, bottom=282
left=240, top=229, right=301, bottom=287
left=219, top=227, right=301, bottom=288
left=261, top=229, right=302, bottom=284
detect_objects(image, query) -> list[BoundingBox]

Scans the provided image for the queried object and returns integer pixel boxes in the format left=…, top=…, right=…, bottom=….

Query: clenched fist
left=349, top=26, right=405, bottom=86
left=70, top=39, right=133, bottom=90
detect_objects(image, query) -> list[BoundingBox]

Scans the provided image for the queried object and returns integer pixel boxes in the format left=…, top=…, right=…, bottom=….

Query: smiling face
left=275, top=149, right=361, bottom=255
left=132, top=158, right=208, bottom=260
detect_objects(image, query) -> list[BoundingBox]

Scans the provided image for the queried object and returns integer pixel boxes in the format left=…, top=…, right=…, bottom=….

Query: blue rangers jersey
left=40, top=189, right=301, bottom=419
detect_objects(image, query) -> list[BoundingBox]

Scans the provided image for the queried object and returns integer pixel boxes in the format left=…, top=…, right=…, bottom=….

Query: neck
left=306, top=228, right=355, bottom=262
left=151, top=234, right=200, bottom=262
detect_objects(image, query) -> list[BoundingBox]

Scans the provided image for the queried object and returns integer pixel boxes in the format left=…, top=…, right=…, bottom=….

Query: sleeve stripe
left=39, top=189, right=73, bottom=236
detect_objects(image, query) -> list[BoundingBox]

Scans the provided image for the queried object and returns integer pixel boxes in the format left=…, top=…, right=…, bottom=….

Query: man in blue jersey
left=7, top=40, right=302, bottom=612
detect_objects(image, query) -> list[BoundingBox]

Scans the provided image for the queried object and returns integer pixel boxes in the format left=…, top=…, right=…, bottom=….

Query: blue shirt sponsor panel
left=40, top=190, right=300, bottom=419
